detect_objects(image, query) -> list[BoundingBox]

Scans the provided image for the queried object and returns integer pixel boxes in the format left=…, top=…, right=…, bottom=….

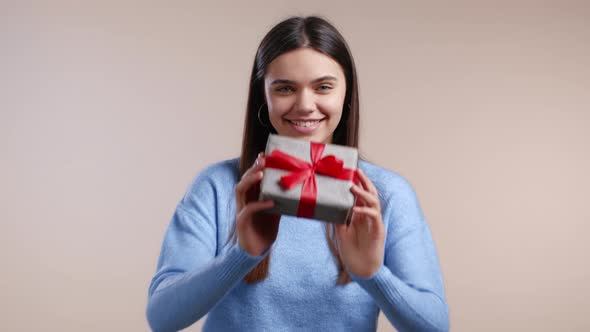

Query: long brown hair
left=235, top=16, right=360, bottom=284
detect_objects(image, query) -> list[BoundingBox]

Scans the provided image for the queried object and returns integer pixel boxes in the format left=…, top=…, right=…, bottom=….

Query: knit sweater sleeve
left=349, top=175, right=450, bottom=332
left=146, top=165, right=266, bottom=332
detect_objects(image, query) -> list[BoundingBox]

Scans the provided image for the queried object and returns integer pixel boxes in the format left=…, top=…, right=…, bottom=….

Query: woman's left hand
left=335, top=168, right=385, bottom=278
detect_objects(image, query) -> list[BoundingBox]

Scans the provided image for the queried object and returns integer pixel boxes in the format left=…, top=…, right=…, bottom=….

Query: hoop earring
left=257, top=103, right=270, bottom=128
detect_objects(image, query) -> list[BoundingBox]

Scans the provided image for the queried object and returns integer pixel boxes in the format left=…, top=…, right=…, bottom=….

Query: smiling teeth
left=290, top=120, right=320, bottom=127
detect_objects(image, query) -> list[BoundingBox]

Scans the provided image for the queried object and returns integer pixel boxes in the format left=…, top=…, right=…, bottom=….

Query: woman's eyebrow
left=270, top=75, right=338, bottom=86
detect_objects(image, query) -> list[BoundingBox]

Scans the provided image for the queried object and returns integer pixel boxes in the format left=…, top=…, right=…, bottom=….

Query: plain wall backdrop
left=1, top=1, right=589, bottom=331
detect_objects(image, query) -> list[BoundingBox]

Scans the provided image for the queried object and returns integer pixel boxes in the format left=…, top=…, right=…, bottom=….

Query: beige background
left=1, top=1, right=589, bottom=331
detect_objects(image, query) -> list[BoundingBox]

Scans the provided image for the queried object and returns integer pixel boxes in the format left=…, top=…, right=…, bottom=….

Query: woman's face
left=263, top=48, right=347, bottom=144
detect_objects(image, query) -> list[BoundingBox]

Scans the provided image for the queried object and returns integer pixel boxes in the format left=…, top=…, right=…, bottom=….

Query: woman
left=146, top=16, right=449, bottom=332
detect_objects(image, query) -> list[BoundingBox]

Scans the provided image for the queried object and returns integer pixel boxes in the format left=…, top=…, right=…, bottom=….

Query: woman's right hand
left=235, top=152, right=281, bottom=256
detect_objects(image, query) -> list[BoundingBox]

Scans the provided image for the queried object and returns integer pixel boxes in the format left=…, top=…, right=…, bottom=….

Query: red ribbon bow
left=264, top=141, right=357, bottom=219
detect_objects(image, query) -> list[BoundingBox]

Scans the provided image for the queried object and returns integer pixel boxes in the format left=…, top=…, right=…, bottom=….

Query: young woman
left=147, top=16, right=449, bottom=332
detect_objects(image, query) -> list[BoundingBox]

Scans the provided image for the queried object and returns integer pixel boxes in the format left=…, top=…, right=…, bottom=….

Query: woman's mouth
left=286, top=118, right=325, bottom=133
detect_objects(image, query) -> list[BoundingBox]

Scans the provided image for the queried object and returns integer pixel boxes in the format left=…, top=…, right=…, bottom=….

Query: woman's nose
left=294, top=89, right=316, bottom=113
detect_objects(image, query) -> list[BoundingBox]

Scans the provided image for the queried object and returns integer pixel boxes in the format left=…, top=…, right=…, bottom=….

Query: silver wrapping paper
left=259, top=134, right=358, bottom=224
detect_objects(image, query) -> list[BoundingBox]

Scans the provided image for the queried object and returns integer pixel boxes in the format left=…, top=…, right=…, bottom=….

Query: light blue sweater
left=146, top=158, right=449, bottom=332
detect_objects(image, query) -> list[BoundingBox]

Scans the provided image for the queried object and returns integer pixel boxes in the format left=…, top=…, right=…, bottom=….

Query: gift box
left=259, top=134, right=359, bottom=224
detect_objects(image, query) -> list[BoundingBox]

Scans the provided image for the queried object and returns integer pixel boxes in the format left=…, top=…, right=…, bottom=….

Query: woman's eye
left=317, top=85, right=333, bottom=91
left=276, top=86, right=293, bottom=93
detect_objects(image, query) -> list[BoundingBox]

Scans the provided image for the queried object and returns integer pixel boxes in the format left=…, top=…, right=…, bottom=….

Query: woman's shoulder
left=358, top=159, right=419, bottom=203
left=185, top=157, right=240, bottom=194
left=358, top=160, right=427, bottom=232
left=198, top=157, right=240, bottom=178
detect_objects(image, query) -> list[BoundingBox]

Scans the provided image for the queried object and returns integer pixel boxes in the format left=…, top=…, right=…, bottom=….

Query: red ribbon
left=264, top=142, right=357, bottom=219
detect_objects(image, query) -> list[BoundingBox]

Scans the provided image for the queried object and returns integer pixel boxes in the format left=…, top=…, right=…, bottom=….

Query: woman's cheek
left=319, top=101, right=343, bottom=116
left=269, top=98, right=294, bottom=115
